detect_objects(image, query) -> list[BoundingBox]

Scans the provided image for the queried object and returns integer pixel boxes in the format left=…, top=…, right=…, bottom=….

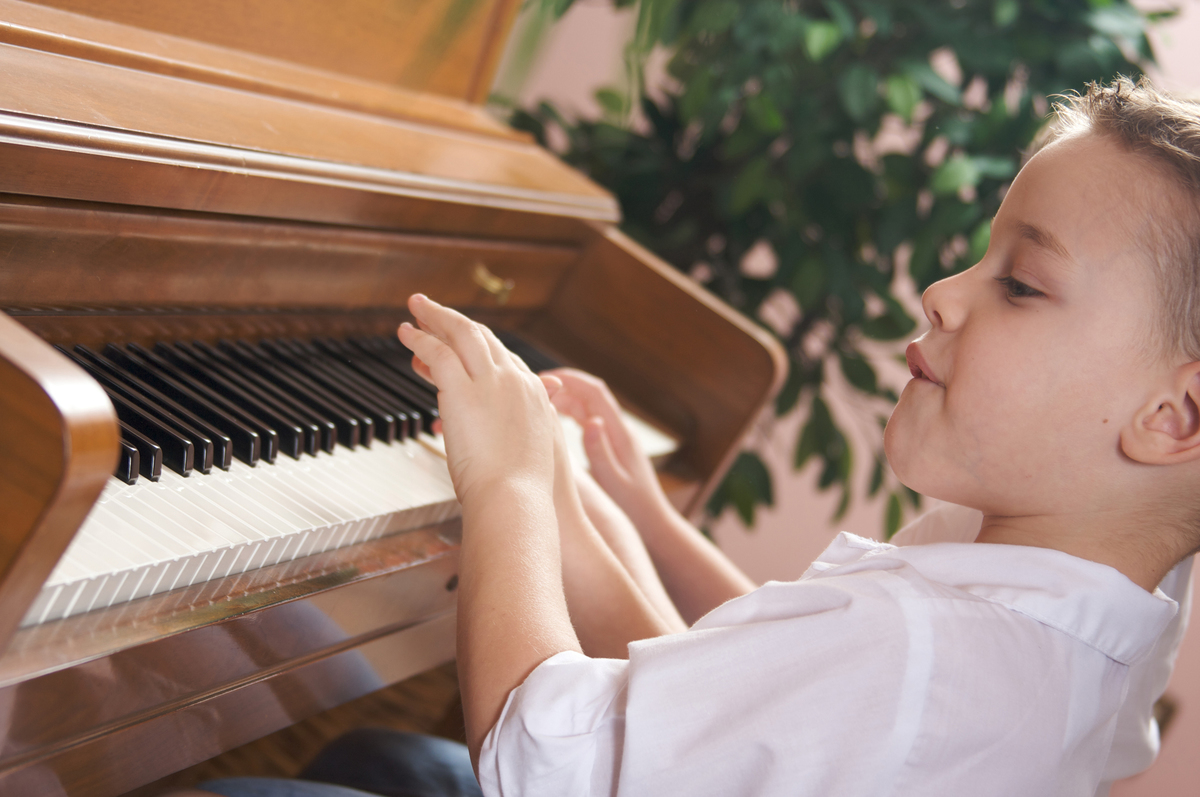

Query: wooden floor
left=119, top=663, right=465, bottom=797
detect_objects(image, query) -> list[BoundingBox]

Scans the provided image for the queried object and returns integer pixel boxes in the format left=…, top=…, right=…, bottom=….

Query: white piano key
left=25, top=422, right=465, bottom=626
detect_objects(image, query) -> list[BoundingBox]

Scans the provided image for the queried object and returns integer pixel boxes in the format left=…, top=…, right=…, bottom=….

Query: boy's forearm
left=456, top=479, right=581, bottom=764
left=637, top=500, right=758, bottom=624
left=558, top=502, right=681, bottom=655
left=572, top=470, right=686, bottom=633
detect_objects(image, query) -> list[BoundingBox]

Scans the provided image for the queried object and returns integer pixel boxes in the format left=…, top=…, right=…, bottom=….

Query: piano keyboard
left=26, top=331, right=678, bottom=627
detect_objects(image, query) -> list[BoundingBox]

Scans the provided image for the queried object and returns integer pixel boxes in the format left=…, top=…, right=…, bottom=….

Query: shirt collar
left=813, top=533, right=1178, bottom=666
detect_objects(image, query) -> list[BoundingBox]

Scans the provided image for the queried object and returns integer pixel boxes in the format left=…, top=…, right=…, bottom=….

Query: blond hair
left=1045, top=77, right=1200, bottom=362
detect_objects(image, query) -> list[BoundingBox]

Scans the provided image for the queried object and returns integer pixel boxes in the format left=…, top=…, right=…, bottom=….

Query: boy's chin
left=884, top=404, right=953, bottom=501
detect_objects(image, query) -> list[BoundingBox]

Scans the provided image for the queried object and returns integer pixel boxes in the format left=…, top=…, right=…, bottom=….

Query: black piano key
left=62, top=346, right=216, bottom=474
left=494, top=329, right=564, bottom=373
left=253, top=339, right=376, bottom=447
left=256, top=339, right=380, bottom=446
left=273, top=339, right=399, bottom=444
left=349, top=337, right=440, bottom=424
left=77, top=345, right=234, bottom=470
left=120, top=422, right=161, bottom=481
left=360, top=336, right=439, bottom=400
left=74, top=345, right=233, bottom=471
left=321, top=338, right=435, bottom=433
left=220, top=339, right=358, bottom=451
left=186, top=341, right=323, bottom=457
left=108, top=343, right=267, bottom=465
left=156, top=342, right=304, bottom=460
left=295, top=339, right=415, bottom=441
left=115, top=437, right=139, bottom=485
left=109, top=391, right=192, bottom=476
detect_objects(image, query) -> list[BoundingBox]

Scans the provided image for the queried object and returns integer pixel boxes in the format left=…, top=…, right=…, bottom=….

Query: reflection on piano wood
left=0, top=2, right=786, bottom=795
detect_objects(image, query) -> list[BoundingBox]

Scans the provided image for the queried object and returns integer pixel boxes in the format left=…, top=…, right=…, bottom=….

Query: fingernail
left=411, top=293, right=427, bottom=303
left=399, top=322, right=413, bottom=332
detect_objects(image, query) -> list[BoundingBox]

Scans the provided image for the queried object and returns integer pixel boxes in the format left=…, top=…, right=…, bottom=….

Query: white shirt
left=478, top=531, right=1179, bottom=797
left=891, top=502, right=1194, bottom=793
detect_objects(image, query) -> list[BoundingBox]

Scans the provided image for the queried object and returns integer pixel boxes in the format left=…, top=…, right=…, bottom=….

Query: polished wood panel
left=0, top=0, right=524, bottom=139
left=0, top=314, right=118, bottom=659
left=24, top=0, right=521, bottom=101
left=0, top=197, right=579, bottom=312
left=0, top=48, right=616, bottom=226
left=526, top=225, right=787, bottom=510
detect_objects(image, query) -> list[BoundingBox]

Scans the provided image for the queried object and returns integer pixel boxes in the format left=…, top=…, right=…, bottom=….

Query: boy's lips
left=905, top=343, right=943, bottom=386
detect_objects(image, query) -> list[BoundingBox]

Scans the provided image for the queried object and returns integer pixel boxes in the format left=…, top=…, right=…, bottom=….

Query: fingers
left=547, top=369, right=639, bottom=464
left=583, top=416, right=630, bottom=490
left=398, top=322, right=467, bottom=390
left=407, top=294, right=496, bottom=377
left=540, top=373, right=563, bottom=400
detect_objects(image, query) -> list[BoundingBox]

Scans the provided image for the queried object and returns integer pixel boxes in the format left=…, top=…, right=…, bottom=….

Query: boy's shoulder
left=783, top=532, right=1178, bottom=666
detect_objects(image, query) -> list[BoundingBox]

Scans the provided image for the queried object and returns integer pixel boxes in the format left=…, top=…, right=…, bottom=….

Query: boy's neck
left=975, top=512, right=1187, bottom=593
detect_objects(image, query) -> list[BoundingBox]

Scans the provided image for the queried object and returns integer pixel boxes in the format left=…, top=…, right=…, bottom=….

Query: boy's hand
left=399, top=294, right=562, bottom=505
left=544, top=368, right=671, bottom=530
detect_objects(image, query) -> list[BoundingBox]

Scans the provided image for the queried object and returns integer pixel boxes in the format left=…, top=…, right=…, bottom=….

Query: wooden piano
left=0, top=1, right=785, bottom=794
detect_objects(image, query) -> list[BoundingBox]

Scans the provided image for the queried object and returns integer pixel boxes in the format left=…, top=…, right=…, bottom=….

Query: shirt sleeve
left=477, top=651, right=629, bottom=797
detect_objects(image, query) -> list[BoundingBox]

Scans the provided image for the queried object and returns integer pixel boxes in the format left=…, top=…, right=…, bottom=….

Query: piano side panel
left=529, top=225, right=788, bottom=514
left=20, top=0, right=520, bottom=102
left=0, top=314, right=118, bottom=653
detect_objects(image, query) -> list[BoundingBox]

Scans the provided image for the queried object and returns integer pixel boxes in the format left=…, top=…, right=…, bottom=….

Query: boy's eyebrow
left=1017, top=221, right=1074, bottom=262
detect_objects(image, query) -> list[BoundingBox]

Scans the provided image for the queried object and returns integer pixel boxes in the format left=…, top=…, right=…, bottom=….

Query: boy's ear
left=1121, top=362, right=1200, bottom=465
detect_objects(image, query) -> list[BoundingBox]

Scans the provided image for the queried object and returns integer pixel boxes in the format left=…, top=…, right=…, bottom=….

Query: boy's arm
left=552, top=436, right=685, bottom=651
left=399, top=296, right=579, bottom=764
left=398, top=297, right=670, bottom=764
left=571, top=467, right=686, bottom=632
left=547, top=369, right=757, bottom=624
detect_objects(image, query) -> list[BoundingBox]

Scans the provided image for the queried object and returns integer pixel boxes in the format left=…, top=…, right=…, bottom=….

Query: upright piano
left=0, top=1, right=785, bottom=794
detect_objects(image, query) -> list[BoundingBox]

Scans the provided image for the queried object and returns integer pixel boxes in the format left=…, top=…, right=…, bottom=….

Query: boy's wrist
left=461, top=471, right=555, bottom=516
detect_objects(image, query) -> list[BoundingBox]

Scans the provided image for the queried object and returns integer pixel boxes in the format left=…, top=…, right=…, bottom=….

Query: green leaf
left=902, top=60, right=960, bottom=105
left=861, top=298, right=916, bottom=340
left=930, top=153, right=979, bottom=195
left=973, top=155, right=1017, bottom=180
left=993, top=0, right=1019, bottom=28
left=595, top=88, right=626, bottom=117
left=884, top=73, right=922, bottom=123
left=790, top=255, right=828, bottom=310
left=823, top=0, right=857, bottom=38
left=730, top=156, right=770, bottom=214
left=839, top=351, right=878, bottom=393
left=868, top=456, right=885, bottom=497
left=679, top=68, right=713, bottom=122
left=884, top=492, right=903, bottom=539
left=838, top=64, right=880, bottom=122
left=775, top=361, right=805, bottom=415
left=968, top=219, right=992, bottom=263
left=804, top=20, right=844, bottom=62
left=745, top=93, right=785, bottom=134
left=707, top=451, right=774, bottom=527
left=795, top=396, right=833, bottom=470
left=1086, top=4, right=1146, bottom=41
left=688, top=0, right=740, bottom=36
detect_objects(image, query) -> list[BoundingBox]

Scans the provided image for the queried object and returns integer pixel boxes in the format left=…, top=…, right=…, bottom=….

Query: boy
left=397, top=77, right=1200, bottom=797
left=195, top=78, right=1199, bottom=797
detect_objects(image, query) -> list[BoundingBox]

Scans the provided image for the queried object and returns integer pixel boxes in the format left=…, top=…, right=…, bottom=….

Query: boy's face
left=885, top=132, right=1174, bottom=517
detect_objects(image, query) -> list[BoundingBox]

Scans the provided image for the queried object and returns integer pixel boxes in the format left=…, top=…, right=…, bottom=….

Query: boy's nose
left=921, top=271, right=969, bottom=332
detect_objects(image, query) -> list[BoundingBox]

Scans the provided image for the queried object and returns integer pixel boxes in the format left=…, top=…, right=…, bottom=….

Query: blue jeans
left=201, top=729, right=482, bottom=797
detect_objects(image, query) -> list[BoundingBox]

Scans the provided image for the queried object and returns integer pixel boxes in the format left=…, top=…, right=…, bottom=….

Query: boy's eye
left=994, top=276, right=1045, bottom=299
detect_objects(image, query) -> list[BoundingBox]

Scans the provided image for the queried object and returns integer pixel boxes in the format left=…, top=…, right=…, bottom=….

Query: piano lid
left=0, top=0, right=618, bottom=233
